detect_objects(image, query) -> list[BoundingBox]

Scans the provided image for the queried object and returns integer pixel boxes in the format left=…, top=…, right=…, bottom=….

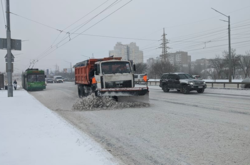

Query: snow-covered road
left=29, top=82, right=250, bottom=165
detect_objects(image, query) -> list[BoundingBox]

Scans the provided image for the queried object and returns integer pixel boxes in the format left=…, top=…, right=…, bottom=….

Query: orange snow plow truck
left=74, top=57, right=149, bottom=102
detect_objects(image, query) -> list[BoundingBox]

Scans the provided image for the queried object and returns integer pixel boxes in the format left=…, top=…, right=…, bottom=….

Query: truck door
left=94, top=64, right=102, bottom=89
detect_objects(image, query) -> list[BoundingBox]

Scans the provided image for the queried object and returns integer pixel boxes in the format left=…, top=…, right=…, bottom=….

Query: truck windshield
left=101, top=62, right=131, bottom=74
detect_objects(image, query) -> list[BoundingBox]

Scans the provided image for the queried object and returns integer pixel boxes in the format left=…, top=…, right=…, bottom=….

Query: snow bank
left=73, top=94, right=150, bottom=110
left=0, top=90, right=118, bottom=165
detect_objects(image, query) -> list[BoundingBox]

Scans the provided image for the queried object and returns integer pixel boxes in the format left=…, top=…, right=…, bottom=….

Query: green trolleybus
left=22, top=69, right=46, bottom=91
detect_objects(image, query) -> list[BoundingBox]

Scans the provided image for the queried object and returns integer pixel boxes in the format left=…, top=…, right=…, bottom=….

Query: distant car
left=54, top=77, right=64, bottom=83
left=134, top=74, right=146, bottom=84
left=160, top=72, right=206, bottom=94
left=241, top=78, right=250, bottom=88
left=46, top=78, right=53, bottom=83
left=53, top=76, right=64, bottom=83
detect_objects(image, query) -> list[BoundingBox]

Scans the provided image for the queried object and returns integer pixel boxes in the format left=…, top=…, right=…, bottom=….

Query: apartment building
left=109, top=42, right=143, bottom=64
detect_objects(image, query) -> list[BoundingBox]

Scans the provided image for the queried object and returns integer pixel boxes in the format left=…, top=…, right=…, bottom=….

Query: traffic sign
left=5, top=53, right=15, bottom=62
left=0, top=38, right=22, bottom=50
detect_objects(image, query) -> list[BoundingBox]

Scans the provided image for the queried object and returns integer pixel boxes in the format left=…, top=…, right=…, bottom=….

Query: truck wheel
left=163, top=84, right=169, bottom=92
left=83, top=86, right=89, bottom=97
left=197, top=89, right=204, bottom=93
left=182, top=86, right=190, bottom=94
left=78, top=85, right=83, bottom=98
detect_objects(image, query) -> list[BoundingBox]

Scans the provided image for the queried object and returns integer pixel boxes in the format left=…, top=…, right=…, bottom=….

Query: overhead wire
left=183, top=40, right=250, bottom=52
left=166, top=22, right=250, bottom=49
left=34, top=0, right=122, bottom=62
left=143, top=6, right=250, bottom=60
left=10, top=11, right=63, bottom=32
left=61, top=0, right=111, bottom=32
left=49, top=0, right=120, bottom=49
left=140, top=40, right=160, bottom=48
left=50, top=0, right=113, bottom=46
left=10, top=0, right=114, bottom=63
left=37, top=0, right=133, bottom=61
left=71, top=33, right=157, bottom=41
left=66, top=0, right=121, bottom=34
left=0, top=0, right=6, bottom=27
left=36, top=0, right=114, bottom=63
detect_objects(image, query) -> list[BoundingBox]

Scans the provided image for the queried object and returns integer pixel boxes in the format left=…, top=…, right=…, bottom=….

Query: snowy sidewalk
left=0, top=90, right=118, bottom=165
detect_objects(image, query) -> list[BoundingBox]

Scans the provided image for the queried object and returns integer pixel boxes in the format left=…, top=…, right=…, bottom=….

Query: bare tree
left=238, top=51, right=250, bottom=78
left=209, top=56, right=225, bottom=79
left=148, top=60, right=175, bottom=78
left=223, top=49, right=240, bottom=79
left=135, top=63, right=147, bottom=74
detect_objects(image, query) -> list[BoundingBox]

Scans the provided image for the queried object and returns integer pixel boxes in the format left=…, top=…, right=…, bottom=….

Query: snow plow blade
left=95, top=87, right=149, bottom=103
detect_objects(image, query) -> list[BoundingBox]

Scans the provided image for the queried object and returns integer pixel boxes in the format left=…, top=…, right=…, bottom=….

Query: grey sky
left=1, top=0, right=250, bottom=73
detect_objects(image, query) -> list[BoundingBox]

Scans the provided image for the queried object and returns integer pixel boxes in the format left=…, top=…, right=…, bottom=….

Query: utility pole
left=160, top=28, right=169, bottom=62
left=228, top=16, right=231, bottom=82
left=212, top=8, right=232, bottom=83
left=6, top=0, right=13, bottom=97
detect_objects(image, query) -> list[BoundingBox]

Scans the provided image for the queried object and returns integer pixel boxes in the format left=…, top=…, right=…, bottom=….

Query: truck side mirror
left=133, top=64, right=136, bottom=71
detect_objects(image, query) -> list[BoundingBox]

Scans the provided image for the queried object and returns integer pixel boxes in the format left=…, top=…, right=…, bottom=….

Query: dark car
left=46, top=78, right=53, bottom=83
left=159, top=73, right=169, bottom=88
left=160, top=72, right=206, bottom=94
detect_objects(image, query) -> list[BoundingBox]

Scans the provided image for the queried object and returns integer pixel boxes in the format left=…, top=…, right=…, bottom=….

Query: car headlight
left=203, top=81, right=206, bottom=84
left=188, top=81, right=194, bottom=85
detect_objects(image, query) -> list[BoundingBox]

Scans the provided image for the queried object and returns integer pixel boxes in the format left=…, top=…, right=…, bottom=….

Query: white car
left=53, top=76, right=64, bottom=83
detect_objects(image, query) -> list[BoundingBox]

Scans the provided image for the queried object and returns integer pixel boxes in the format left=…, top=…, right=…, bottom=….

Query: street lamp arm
left=219, top=19, right=228, bottom=22
left=211, top=8, right=228, bottom=17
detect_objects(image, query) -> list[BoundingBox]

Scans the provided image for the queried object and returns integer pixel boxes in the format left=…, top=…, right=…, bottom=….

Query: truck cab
left=94, top=60, right=135, bottom=90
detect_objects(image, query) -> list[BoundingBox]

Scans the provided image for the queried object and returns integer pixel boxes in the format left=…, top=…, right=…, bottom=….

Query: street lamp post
left=212, top=8, right=232, bottom=83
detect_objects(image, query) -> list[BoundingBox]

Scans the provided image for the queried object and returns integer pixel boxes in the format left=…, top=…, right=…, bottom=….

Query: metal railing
left=206, top=82, right=250, bottom=89
left=140, top=80, right=250, bottom=89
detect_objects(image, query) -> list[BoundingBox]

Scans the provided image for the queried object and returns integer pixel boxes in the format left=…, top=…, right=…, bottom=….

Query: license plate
left=198, top=86, right=203, bottom=88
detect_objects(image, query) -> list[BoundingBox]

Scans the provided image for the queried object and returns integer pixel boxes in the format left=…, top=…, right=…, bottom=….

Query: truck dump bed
left=74, top=57, right=122, bottom=85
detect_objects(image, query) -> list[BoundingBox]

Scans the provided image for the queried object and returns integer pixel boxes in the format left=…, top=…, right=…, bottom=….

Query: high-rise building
left=109, top=42, right=143, bottom=64
left=168, top=51, right=191, bottom=66
left=166, top=51, right=191, bottom=73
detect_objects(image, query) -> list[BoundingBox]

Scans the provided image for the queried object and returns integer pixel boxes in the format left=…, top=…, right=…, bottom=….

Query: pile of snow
left=73, top=94, right=150, bottom=110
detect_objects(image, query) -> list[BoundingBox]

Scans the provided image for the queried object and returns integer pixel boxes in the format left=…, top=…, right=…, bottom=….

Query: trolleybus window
left=37, top=75, right=45, bottom=82
left=28, top=75, right=37, bottom=82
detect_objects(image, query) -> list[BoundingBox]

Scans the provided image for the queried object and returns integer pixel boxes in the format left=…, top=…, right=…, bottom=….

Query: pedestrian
left=13, top=79, right=17, bottom=90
